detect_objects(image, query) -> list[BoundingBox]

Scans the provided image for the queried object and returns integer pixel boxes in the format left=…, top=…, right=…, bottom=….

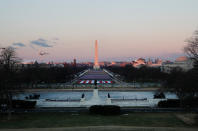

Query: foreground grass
left=0, top=112, right=194, bottom=129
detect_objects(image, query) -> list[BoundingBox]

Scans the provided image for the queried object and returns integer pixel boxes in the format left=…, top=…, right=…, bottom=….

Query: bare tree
left=0, top=47, right=21, bottom=71
left=184, top=30, right=198, bottom=64
left=0, top=47, right=21, bottom=120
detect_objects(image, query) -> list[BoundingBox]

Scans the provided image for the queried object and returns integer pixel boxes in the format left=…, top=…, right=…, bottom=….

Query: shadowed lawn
left=0, top=112, right=191, bottom=129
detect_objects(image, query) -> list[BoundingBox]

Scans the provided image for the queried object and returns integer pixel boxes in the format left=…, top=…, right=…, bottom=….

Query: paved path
left=79, top=70, right=112, bottom=80
left=1, top=126, right=198, bottom=131
left=23, top=87, right=159, bottom=92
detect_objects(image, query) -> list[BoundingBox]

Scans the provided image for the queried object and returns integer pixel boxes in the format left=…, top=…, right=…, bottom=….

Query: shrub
left=0, top=99, right=7, bottom=110
left=158, top=97, right=198, bottom=108
left=1, top=99, right=36, bottom=109
left=12, top=100, right=36, bottom=109
left=154, top=92, right=165, bottom=99
left=182, top=97, right=198, bottom=108
left=89, top=105, right=120, bottom=115
left=158, top=99, right=180, bottom=108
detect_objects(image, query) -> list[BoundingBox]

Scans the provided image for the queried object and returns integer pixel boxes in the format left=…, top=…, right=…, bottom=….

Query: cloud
left=12, top=42, right=26, bottom=47
left=29, top=44, right=38, bottom=51
left=30, top=38, right=52, bottom=47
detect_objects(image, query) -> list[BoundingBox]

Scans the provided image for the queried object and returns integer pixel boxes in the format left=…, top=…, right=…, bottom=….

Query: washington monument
left=93, top=40, right=100, bottom=69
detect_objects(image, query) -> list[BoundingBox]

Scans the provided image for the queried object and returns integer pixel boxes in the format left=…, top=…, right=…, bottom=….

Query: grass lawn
left=0, top=112, right=196, bottom=129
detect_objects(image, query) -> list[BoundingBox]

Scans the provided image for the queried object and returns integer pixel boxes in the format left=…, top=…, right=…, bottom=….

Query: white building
left=161, top=56, right=194, bottom=73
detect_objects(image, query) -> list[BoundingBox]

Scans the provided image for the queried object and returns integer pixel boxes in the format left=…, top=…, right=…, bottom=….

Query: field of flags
left=77, top=80, right=113, bottom=84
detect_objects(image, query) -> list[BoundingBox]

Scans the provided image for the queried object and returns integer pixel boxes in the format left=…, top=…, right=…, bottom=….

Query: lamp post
left=94, top=79, right=97, bottom=89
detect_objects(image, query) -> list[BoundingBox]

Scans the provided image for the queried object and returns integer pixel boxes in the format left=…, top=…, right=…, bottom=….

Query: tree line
left=0, top=48, right=87, bottom=90
left=12, top=65, right=86, bottom=88
left=0, top=47, right=87, bottom=119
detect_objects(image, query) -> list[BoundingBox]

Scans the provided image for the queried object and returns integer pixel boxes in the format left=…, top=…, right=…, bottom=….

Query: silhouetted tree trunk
left=0, top=47, right=21, bottom=120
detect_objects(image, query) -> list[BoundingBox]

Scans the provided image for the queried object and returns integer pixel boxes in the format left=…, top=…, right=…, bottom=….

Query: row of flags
left=78, top=80, right=113, bottom=84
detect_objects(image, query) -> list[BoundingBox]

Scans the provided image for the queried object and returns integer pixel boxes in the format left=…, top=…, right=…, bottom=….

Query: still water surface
left=14, top=91, right=177, bottom=100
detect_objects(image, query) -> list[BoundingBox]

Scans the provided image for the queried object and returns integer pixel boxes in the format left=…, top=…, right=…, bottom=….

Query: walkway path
left=75, top=69, right=115, bottom=84
left=1, top=126, right=197, bottom=131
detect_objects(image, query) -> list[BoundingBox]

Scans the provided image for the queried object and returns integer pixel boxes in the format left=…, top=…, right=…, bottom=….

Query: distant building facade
left=131, top=58, right=162, bottom=68
left=161, top=56, right=194, bottom=73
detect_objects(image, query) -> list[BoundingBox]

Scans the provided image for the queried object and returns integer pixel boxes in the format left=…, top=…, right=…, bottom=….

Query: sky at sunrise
left=0, top=0, right=198, bottom=62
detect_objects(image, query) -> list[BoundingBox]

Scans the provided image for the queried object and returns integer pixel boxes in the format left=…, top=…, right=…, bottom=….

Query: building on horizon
left=161, top=56, right=194, bottom=73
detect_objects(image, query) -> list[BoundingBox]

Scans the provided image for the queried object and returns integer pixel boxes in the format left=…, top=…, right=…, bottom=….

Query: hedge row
left=158, top=99, right=180, bottom=108
left=89, top=105, right=120, bottom=115
left=0, top=100, right=36, bottom=109
left=158, top=98, right=198, bottom=108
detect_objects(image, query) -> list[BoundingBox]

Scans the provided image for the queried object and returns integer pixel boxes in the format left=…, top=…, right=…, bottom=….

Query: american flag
left=78, top=80, right=113, bottom=84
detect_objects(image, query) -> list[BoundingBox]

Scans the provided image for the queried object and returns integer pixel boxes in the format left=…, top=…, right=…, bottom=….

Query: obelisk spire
left=94, top=40, right=100, bottom=69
